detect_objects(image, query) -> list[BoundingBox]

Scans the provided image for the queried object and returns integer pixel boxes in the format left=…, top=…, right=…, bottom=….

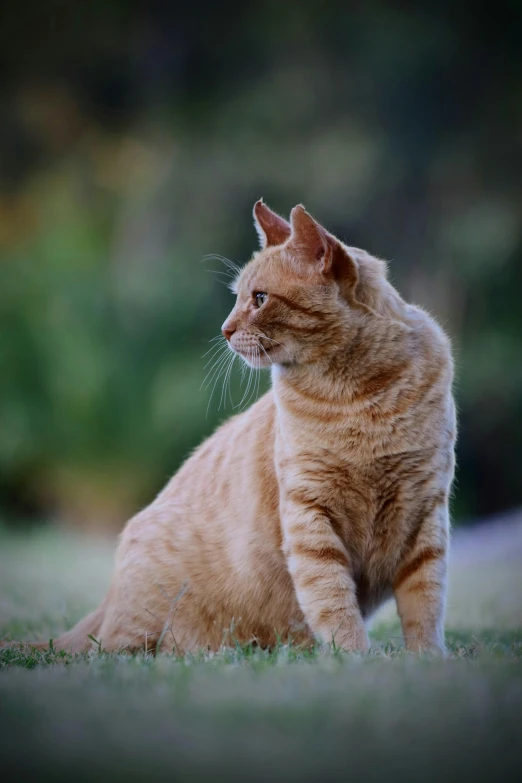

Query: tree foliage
left=1, top=1, right=521, bottom=527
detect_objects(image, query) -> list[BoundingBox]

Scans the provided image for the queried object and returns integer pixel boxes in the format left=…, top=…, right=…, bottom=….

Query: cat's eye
left=254, top=292, right=267, bottom=308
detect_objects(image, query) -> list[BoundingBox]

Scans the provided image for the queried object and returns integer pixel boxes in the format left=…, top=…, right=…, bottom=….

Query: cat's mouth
left=233, top=343, right=274, bottom=368
left=228, top=332, right=283, bottom=368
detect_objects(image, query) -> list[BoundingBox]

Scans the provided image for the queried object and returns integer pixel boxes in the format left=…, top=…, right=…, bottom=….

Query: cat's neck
left=271, top=314, right=413, bottom=406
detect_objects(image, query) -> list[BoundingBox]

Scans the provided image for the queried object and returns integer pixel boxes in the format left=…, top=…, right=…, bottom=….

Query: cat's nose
left=221, top=320, right=236, bottom=341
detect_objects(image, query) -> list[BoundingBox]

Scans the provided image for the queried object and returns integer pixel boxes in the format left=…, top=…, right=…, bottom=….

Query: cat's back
left=169, top=388, right=277, bottom=503
left=400, top=302, right=455, bottom=448
left=128, top=389, right=281, bottom=557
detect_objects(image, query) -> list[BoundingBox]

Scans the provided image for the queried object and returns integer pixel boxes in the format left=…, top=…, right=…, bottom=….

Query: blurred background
left=1, top=0, right=521, bottom=534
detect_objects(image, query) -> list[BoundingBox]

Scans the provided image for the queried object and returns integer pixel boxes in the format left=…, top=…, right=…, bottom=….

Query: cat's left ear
left=253, top=200, right=291, bottom=248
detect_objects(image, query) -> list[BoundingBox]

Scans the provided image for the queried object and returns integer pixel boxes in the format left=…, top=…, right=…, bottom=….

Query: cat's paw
left=327, top=620, right=370, bottom=653
left=405, top=636, right=446, bottom=657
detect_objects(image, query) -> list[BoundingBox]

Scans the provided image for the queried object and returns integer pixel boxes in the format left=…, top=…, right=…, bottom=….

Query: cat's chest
left=274, top=388, right=398, bottom=469
left=276, top=435, right=413, bottom=565
left=276, top=436, right=376, bottom=528
left=275, top=414, right=377, bottom=499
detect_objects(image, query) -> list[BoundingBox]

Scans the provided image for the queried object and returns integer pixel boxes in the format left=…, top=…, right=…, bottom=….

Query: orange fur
left=21, top=201, right=456, bottom=655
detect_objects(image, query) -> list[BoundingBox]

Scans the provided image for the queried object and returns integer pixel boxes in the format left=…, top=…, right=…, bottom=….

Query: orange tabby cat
left=24, top=201, right=456, bottom=655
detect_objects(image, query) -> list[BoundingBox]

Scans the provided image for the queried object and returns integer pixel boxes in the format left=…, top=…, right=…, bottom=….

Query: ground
left=1, top=513, right=521, bottom=781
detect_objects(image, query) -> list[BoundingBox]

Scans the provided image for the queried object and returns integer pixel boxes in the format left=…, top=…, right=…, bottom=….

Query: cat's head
left=221, top=200, right=387, bottom=368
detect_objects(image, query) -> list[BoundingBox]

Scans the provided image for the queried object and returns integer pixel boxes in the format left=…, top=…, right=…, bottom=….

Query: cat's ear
left=289, top=205, right=334, bottom=273
left=289, top=204, right=359, bottom=290
left=253, top=200, right=291, bottom=248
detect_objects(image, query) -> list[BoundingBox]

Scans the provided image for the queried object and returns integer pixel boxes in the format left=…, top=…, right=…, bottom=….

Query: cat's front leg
left=393, top=506, right=449, bottom=655
left=282, top=500, right=369, bottom=652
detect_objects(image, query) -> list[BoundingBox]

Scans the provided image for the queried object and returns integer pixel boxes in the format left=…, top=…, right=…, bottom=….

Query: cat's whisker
left=247, top=350, right=258, bottom=406
left=202, top=353, right=229, bottom=386
left=206, top=348, right=234, bottom=388
left=224, top=352, right=237, bottom=409
left=202, top=342, right=229, bottom=371
left=201, top=346, right=233, bottom=391
left=229, top=366, right=237, bottom=407
left=201, top=342, right=229, bottom=378
left=236, top=369, right=251, bottom=410
left=202, top=255, right=242, bottom=285
left=205, top=268, right=237, bottom=282
left=217, top=355, right=229, bottom=411
left=236, top=354, right=255, bottom=410
left=219, top=351, right=236, bottom=411
left=207, top=274, right=236, bottom=289
left=255, top=347, right=262, bottom=398
left=206, top=348, right=235, bottom=417
left=249, top=348, right=261, bottom=404
left=259, top=332, right=292, bottom=362
left=251, top=348, right=261, bottom=408
left=201, top=255, right=242, bottom=295
left=238, top=346, right=261, bottom=413
left=226, top=353, right=237, bottom=408
left=203, top=254, right=242, bottom=275
left=259, top=343, right=274, bottom=366
left=259, top=334, right=283, bottom=348
left=202, top=337, right=227, bottom=361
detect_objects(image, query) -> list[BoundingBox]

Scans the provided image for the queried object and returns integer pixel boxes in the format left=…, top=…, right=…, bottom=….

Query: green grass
left=1, top=525, right=522, bottom=781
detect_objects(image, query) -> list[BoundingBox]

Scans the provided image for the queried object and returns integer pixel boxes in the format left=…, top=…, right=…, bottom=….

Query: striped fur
left=19, top=202, right=455, bottom=655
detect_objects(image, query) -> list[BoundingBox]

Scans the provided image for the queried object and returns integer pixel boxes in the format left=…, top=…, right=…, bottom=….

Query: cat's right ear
left=253, top=200, right=291, bottom=248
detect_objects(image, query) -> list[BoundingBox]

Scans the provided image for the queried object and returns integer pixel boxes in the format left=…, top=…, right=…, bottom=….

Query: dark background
left=1, top=0, right=521, bottom=531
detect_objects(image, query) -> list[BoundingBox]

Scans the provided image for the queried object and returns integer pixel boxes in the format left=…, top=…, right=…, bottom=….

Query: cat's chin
left=237, top=350, right=271, bottom=369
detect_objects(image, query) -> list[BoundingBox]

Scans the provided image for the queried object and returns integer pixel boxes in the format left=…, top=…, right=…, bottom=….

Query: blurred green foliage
left=0, top=1, right=521, bottom=528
